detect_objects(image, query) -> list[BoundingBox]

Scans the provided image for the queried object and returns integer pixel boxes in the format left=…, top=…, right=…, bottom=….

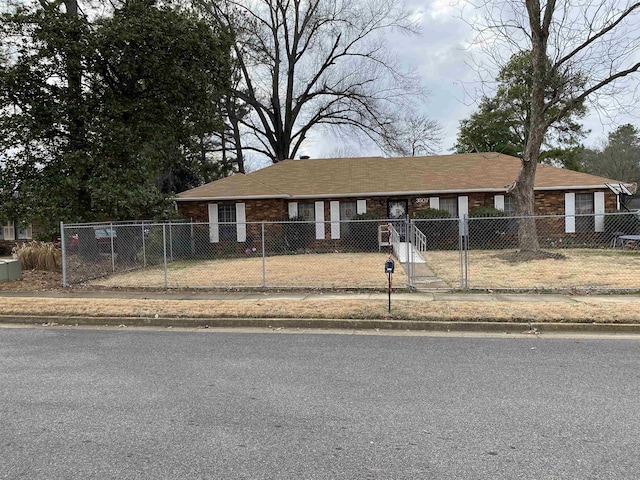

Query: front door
left=387, top=200, right=408, bottom=241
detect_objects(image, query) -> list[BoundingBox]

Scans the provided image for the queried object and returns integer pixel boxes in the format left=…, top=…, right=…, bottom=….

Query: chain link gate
left=407, top=218, right=466, bottom=290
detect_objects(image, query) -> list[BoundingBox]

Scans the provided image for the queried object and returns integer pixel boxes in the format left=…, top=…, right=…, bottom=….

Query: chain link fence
left=61, top=212, right=640, bottom=291
left=61, top=219, right=401, bottom=289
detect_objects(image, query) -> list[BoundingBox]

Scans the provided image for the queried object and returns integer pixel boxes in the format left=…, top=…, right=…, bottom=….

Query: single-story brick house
left=0, top=221, right=33, bottom=255
left=175, top=153, right=631, bottom=244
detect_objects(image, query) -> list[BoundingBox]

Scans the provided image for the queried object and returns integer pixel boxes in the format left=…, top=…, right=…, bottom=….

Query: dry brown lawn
left=85, top=249, right=640, bottom=291
left=88, top=252, right=401, bottom=289
left=1, top=296, right=640, bottom=324
left=425, top=249, right=640, bottom=290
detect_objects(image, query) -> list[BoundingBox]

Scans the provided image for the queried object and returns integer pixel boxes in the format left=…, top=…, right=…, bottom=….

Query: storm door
left=387, top=200, right=408, bottom=241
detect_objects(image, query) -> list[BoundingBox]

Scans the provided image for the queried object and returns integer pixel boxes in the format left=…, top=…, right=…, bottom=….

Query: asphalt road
left=1, top=327, right=639, bottom=479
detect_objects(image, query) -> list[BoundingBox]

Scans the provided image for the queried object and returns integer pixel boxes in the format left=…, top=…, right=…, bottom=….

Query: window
left=575, top=193, right=594, bottom=214
left=297, top=203, right=315, bottom=221
left=575, top=193, right=594, bottom=232
left=439, top=198, right=457, bottom=217
left=218, top=204, right=237, bottom=241
left=1, top=222, right=25, bottom=241
left=17, top=225, right=31, bottom=240
left=503, top=196, right=516, bottom=216
left=340, top=201, right=357, bottom=237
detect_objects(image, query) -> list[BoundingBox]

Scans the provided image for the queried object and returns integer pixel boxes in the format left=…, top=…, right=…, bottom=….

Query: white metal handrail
left=388, top=223, right=401, bottom=258
left=411, top=225, right=427, bottom=254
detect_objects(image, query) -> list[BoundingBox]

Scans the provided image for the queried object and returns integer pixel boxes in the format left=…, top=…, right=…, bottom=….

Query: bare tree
left=385, top=113, right=442, bottom=156
left=465, top=0, right=640, bottom=252
left=197, top=0, right=429, bottom=164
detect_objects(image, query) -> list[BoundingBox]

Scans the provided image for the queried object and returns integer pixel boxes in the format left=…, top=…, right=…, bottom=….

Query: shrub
left=468, top=206, right=510, bottom=248
left=413, top=208, right=452, bottom=219
left=283, top=216, right=315, bottom=251
left=12, top=241, right=62, bottom=272
left=346, top=213, right=382, bottom=252
left=413, top=208, right=457, bottom=250
left=468, top=206, right=506, bottom=218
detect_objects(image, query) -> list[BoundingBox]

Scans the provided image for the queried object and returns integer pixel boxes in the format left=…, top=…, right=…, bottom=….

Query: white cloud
left=302, top=0, right=640, bottom=159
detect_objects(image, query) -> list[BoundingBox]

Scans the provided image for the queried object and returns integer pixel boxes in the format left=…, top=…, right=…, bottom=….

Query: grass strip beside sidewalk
left=2, top=297, right=640, bottom=324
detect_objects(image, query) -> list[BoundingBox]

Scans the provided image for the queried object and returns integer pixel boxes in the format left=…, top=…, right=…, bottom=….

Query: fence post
left=261, top=222, right=266, bottom=287
left=190, top=219, right=195, bottom=256
left=141, top=222, right=147, bottom=267
left=460, top=215, right=469, bottom=290
left=162, top=223, right=168, bottom=289
left=458, top=217, right=464, bottom=289
left=60, top=221, right=68, bottom=287
left=169, top=220, right=174, bottom=262
left=110, top=222, right=115, bottom=273
left=405, top=219, right=411, bottom=288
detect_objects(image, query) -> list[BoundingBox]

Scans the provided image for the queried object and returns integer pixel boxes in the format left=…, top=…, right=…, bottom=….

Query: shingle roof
left=176, top=153, right=624, bottom=200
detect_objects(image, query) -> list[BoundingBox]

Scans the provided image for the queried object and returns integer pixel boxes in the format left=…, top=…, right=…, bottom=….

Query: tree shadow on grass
left=493, top=250, right=566, bottom=264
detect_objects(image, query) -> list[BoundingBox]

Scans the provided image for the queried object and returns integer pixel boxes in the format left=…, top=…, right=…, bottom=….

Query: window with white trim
left=575, top=193, right=594, bottom=232
left=340, top=201, right=357, bottom=237
left=297, top=203, right=315, bottom=221
left=218, top=203, right=237, bottom=241
left=439, top=198, right=457, bottom=217
left=504, top=196, right=516, bottom=216
left=1, top=222, right=29, bottom=241
left=17, top=225, right=31, bottom=240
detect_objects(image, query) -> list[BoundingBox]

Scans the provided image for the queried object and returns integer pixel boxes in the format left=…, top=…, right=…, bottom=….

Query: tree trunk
left=77, top=228, right=100, bottom=262
left=513, top=0, right=549, bottom=253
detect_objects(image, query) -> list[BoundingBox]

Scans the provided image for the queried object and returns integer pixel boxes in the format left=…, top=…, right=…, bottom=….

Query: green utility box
left=0, top=259, right=21, bottom=282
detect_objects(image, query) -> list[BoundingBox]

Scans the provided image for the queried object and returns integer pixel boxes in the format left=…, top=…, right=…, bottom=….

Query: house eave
left=534, top=185, right=612, bottom=191
left=176, top=185, right=613, bottom=202
left=175, top=194, right=290, bottom=202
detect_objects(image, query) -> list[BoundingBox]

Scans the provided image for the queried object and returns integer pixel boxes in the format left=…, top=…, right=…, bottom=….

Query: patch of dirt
left=0, top=269, right=64, bottom=292
left=493, top=250, right=566, bottom=264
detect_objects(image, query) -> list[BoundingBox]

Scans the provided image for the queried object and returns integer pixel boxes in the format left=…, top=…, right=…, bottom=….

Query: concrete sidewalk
left=2, top=288, right=640, bottom=306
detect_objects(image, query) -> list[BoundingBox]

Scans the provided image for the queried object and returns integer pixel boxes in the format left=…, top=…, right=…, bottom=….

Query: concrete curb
left=2, top=315, right=640, bottom=334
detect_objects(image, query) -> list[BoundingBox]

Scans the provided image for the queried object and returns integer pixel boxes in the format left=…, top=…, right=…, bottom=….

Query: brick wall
left=177, top=188, right=619, bottom=224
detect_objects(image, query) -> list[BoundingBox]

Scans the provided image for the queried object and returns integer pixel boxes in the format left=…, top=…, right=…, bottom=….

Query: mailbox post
left=385, top=256, right=395, bottom=313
